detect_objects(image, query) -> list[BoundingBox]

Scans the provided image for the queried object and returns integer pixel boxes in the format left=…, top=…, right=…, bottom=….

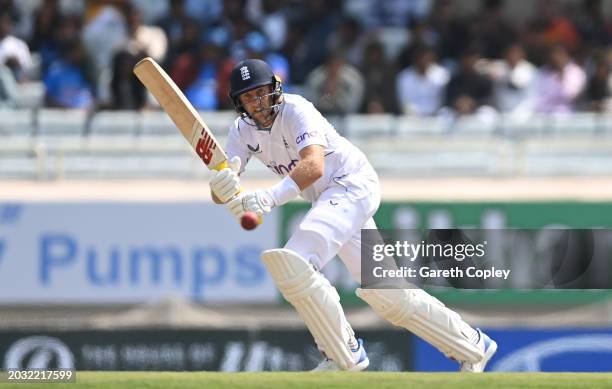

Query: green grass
left=3, top=372, right=612, bottom=389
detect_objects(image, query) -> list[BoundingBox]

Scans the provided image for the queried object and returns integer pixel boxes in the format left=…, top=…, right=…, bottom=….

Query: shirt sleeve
left=287, top=100, right=328, bottom=152
left=224, top=123, right=251, bottom=175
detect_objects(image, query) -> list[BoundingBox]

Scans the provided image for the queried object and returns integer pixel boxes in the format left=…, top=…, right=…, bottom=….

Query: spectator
left=572, top=0, right=612, bottom=65
left=162, top=17, right=200, bottom=69
left=223, top=0, right=260, bottom=58
left=37, top=14, right=82, bottom=74
left=156, top=0, right=199, bottom=53
left=582, top=54, right=612, bottom=113
left=359, top=40, right=398, bottom=113
left=82, top=3, right=128, bottom=72
left=237, top=31, right=290, bottom=85
left=0, top=63, right=18, bottom=107
left=343, top=0, right=432, bottom=30
left=44, top=38, right=96, bottom=109
left=129, top=0, right=166, bottom=26
left=396, top=19, right=438, bottom=70
left=429, top=0, right=471, bottom=64
left=305, top=53, right=364, bottom=115
left=124, top=5, right=168, bottom=64
left=218, top=29, right=290, bottom=108
left=201, top=27, right=237, bottom=110
left=216, top=56, right=238, bottom=110
left=524, top=0, right=580, bottom=65
left=109, top=48, right=147, bottom=110
left=29, top=0, right=61, bottom=53
left=444, top=45, right=495, bottom=116
left=486, top=43, right=536, bottom=115
left=533, top=44, right=586, bottom=114
left=256, top=0, right=289, bottom=51
left=223, top=0, right=250, bottom=26
left=0, top=11, right=32, bottom=81
left=279, top=20, right=307, bottom=84
left=0, top=0, right=29, bottom=40
left=573, top=0, right=611, bottom=49
left=378, top=0, right=431, bottom=28
left=326, top=16, right=366, bottom=68
left=287, top=0, right=341, bottom=83
left=184, top=0, right=223, bottom=25
left=170, top=33, right=227, bottom=110
left=396, top=44, right=449, bottom=116
left=471, top=0, right=516, bottom=59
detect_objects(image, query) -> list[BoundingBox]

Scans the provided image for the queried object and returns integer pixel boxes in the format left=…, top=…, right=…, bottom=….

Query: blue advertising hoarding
left=0, top=202, right=279, bottom=303
left=414, top=328, right=612, bottom=372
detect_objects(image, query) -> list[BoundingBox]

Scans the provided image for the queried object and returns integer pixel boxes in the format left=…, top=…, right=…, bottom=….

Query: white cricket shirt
left=225, top=93, right=375, bottom=202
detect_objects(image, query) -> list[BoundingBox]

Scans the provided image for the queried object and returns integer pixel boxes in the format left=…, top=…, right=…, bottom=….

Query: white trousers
left=283, top=169, right=483, bottom=364
left=284, top=168, right=381, bottom=282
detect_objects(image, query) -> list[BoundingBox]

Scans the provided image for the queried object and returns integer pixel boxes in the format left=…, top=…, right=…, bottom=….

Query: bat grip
left=213, top=161, right=263, bottom=229
left=212, top=160, right=229, bottom=171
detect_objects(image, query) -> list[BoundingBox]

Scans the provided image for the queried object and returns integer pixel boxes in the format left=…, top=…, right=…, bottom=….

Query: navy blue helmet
left=229, top=59, right=282, bottom=117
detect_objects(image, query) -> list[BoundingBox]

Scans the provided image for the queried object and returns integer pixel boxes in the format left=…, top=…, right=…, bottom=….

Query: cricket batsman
left=210, top=59, right=498, bottom=372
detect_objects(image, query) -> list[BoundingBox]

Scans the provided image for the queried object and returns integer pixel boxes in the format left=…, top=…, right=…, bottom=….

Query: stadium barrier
left=282, top=201, right=612, bottom=306
left=415, top=328, right=612, bottom=372
left=2, top=111, right=612, bottom=179
left=2, top=200, right=612, bottom=306
left=0, top=329, right=412, bottom=371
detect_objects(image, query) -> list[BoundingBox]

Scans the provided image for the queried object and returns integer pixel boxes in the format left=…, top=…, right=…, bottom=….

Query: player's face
left=239, top=85, right=276, bottom=128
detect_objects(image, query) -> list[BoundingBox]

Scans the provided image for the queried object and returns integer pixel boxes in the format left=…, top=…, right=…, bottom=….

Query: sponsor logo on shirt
left=247, top=143, right=261, bottom=153
left=296, top=130, right=319, bottom=145
left=267, top=159, right=298, bottom=175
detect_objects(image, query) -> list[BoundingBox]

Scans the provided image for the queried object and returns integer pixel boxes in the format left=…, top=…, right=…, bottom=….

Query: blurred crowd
left=0, top=0, right=611, bottom=118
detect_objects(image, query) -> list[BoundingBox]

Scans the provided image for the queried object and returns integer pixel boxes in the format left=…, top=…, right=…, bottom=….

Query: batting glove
left=225, top=193, right=246, bottom=222
left=242, top=190, right=275, bottom=215
left=210, top=156, right=241, bottom=203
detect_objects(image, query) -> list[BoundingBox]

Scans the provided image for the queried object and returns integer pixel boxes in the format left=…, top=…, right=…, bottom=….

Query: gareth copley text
left=373, top=266, right=511, bottom=281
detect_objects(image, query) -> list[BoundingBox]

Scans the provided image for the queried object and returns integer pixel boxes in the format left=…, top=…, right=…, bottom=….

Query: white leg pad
left=356, top=288, right=483, bottom=363
left=261, top=249, right=356, bottom=370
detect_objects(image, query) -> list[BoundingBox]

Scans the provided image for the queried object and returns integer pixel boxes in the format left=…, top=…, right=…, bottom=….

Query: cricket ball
left=240, top=211, right=260, bottom=231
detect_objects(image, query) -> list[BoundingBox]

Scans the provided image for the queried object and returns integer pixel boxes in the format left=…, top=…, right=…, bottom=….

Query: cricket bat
left=133, top=57, right=261, bottom=229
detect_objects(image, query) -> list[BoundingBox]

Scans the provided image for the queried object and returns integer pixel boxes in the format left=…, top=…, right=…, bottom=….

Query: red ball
left=240, top=211, right=260, bottom=230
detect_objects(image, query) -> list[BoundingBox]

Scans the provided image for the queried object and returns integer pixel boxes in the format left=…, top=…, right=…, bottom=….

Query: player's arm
left=289, top=144, right=325, bottom=190
left=227, top=104, right=328, bottom=217
left=230, top=145, right=325, bottom=217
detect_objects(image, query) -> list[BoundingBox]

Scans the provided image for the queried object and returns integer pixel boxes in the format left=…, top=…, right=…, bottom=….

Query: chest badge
left=247, top=143, right=262, bottom=153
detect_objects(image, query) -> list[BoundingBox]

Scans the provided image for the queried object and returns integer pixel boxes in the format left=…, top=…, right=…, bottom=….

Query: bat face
left=133, top=57, right=228, bottom=171
left=133, top=57, right=262, bottom=230
left=191, top=120, right=226, bottom=170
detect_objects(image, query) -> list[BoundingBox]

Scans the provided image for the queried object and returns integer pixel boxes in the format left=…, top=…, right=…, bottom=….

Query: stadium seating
left=140, top=110, right=177, bottom=136
left=37, top=109, right=88, bottom=136
left=0, top=109, right=35, bottom=136
left=2, top=109, right=612, bottom=179
left=89, top=110, right=140, bottom=136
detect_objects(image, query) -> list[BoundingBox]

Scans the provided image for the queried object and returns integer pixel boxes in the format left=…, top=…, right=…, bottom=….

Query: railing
left=1, top=109, right=612, bottom=180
